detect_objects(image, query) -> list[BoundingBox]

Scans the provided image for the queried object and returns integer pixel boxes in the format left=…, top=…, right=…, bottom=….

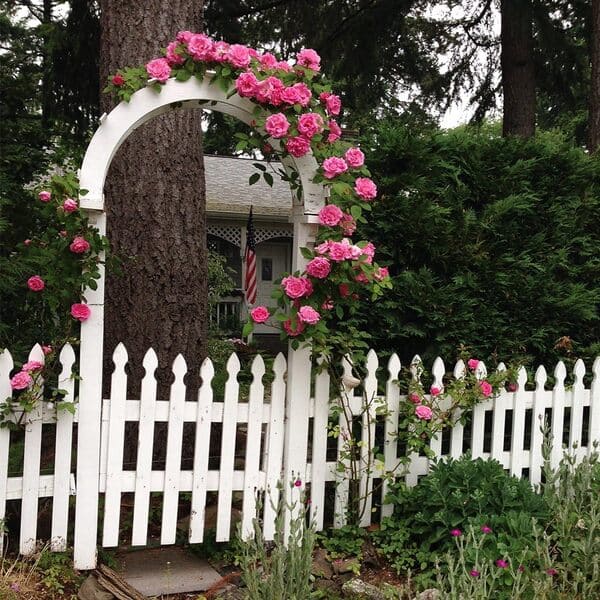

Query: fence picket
left=262, top=353, right=286, bottom=540
left=189, top=358, right=214, bottom=543
left=50, top=344, right=76, bottom=551
left=530, top=366, right=547, bottom=486
left=471, top=362, right=488, bottom=459
left=241, top=355, right=265, bottom=539
left=131, top=348, right=158, bottom=546
left=0, top=350, right=14, bottom=556
left=310, top=357, right=330, bottom=530
left=551, top=362, right=567, bottom=469
left=381, top=354, right=401, bottom=519
left=216, top=353, right=240, bottom=542
left=449, top=360, right=466, bottom=459
left=509, top=367, right=528, bottom=478
left=160, top=354, right=187, bottom=545
left=590, top=357, right=600, bottom=455
left=570, top=360, right=586, bottom=455
left=102, top=343, right=128, bottom=547
left=429, top=357, right=445, bottom=458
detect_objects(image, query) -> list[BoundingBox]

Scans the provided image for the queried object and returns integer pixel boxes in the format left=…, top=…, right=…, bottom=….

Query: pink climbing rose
left=415, top=405, right=433, bottom=420
left=322, top=157, right=348, bottom=179
left=10, top=371, right=33, bottom=390
left=281, top=83, right=312, bottom=107
left=210, top=41, right=230, bottom=62
left=145, top=58, right=171, bottom=82
left=306, top=257, right=331, bottom=279
left=71, top=303, right=91, bottom=322
left=298, top=306, right=320, bottom=325
left=354, top=177, right=377, bottom=200
left=69, top=237, right=90, bottom=254
left=227, top=44, right=252, bottom=68
left=42, top=345, right=52, bottom=355
left=187, top=34, right=214, bottom=61
left=286, top=136, right=311, bottom=158
left=282, top=276, right=312, bottom=299
left=327, top=119, right=341, bottom=143
left=409, top=392, right=421, bottom=404
left=283, top=318, right=305, bottom=337
left=259, top=52, right=278, bottom=70
left=340, top=213, right=356, bottom=236
left=468, top=358, right=480, bottom=370
left=296, top=48, right=321, bottom=71
left=250, top=306, right=270, bottom=323
left=318, top=204, right=344, bottom=226
left=255, top=76, right=285, bottom=105
left=374, top=266, right=389, bottom=281
left=27, top=275, right=45, bottom=292
left=479, top=381, right=493, bottom=397
left=63, top=198, right=78, bottom=213
left=430, top=386, right=441, bottom=396
left=22, top=361, right=43, bottom=372
left=39, top=191, right=51, bottom=202
left=345, top=147, right=365, bottom=168
left=325, top=94, right=341, bottom=116
left=265, top=113, right=290, bottom=138
left=297, top=113, right=324, bottom=139
left=166, top=41, right=185, bottom=65
left=235, top=72, right=258, bottom=97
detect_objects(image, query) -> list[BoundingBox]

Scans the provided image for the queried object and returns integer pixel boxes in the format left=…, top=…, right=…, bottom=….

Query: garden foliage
left=358, top=124, right=600, bottom=368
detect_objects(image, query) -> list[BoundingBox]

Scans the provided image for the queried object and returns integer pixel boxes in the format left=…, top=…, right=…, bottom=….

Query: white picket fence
left=0, top=343, right=599, bottom=568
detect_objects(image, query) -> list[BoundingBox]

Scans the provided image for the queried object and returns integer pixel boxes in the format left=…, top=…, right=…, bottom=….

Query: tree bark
left=501, top=0, right=536, bottom=138
left=99, top=0, right=207, bottom=399
left=589, top=0, right=600, bottom=153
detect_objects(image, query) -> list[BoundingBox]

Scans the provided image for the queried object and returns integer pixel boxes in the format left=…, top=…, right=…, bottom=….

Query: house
left=205, top=155, right=293, bottom=341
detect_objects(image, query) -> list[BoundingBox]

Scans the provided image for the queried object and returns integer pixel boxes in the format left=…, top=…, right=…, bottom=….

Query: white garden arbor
left=73, top=73, right=326, bottom=568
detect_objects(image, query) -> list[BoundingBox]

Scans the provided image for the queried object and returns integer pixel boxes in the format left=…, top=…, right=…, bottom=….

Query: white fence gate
left=1, top=343, right=599, bottom=569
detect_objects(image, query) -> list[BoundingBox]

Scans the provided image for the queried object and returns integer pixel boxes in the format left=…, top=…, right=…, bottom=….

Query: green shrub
left=374, top=455, right=547, bottom=574
left=358, top=124, right=600, bottom=368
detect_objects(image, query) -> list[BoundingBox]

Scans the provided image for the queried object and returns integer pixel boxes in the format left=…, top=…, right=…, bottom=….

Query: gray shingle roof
left=205, top=155, right=293, bottom=220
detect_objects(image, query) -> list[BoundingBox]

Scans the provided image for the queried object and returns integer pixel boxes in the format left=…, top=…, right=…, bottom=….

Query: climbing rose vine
left=105, top=33, right=391, bottom=360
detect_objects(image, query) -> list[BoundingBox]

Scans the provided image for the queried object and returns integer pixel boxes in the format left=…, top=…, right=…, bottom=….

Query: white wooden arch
left=73, top=72, right=324, bottom=569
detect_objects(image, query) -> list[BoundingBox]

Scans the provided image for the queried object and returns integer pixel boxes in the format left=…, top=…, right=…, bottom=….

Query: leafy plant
left=317, top=524, right=366, bottom=559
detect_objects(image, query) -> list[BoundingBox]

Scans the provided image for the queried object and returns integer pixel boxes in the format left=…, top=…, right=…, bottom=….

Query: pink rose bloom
left=255, top=76, right=285, bottom=105
left=265, top=113, right=290, bottom=138
left=298, top=305, right=320, bottom=325
left=409, top=392, right=421, bottom=404
left=22, top=360, right=43, bottom=372
left=27, top=275, right=45, bottom=292
left=11, top=371, right=33, bottom=390
left=39, top=191, right=51, bottom=202
left=508, top=382, right=518, bottom=392
left=296, top=48, right=321, bottom=71
left=328, top=241, right=350, bottom=262
left=291, top=82, right=312, bottom=107
left=71, top=303, right=91, bottom=322
left=24, top=239, right=31, bottom=246
left=318, top=204, right=344, bottom=226
left=339, top=283, right=351, bottom=297
left=306, top=257, right=331, bottom=279
left=166, top=41, right=185, bottom=66
left=235, top=72, right=258, bottom=97
left=63, top=198, right=78, bottom=213
left=355, top=272, right=369, bottom=284
left=340, top=213, right=356, bottom=236
left=227, top=44, right=251, bottom=68
left=362, top=242, right=376, bottom=260
left=322, top=156, right=348, bottom=179
left=282, top=276, right=312, bottom=298
left=315, top=241, right=331, bottom=255
left=345, top=147, right=365, bottom=168
left=467, top=358, right=480, bottom=370
left=281, top=85, right=302, bottom=105
left=176, top=30, right=194, bottom=43
left=322, top=299, right=334, bottom=310
left=479, top=381, right=493, bottom=397
left=187, top=34, right=214, bottom=61
left=259, top=52, right=278, bottom=69
left=430, top=386, right=441, bottom=396
left=325, top=94, right=341, bottom=116
left=286, top=136, right=311, bottom=158
left=355, top=177, right=377, bottom=200
left=375, top=266, right=389, bottom=281
left=250, top=306, right=270, bottom=323
left=415, top=405, right=433, bottom=420
left=297, top=113, right=324, bottom=139
left=70, top=236, right=90, bottom=254
left=146, top=58, right=171, bottom=82
left=327, top=119, right=342, bottom=143
left=210, top=41, right=230, bottom=62
left=276, top=60, right=292, bottom=72
left=59, top=230, right=67, bottom=238
left=42, top=345, right=52, bottom=355
left=283, top=318, right=305, bottom=337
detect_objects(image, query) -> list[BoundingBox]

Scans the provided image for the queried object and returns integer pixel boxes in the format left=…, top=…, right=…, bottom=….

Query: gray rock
left=78, top=575, right=115, bottom=600
left=414, top=589, right=442, bottom=600
left=311, top=547, right=334, bottom=579
left=342, top=578, right=386, bottom=600
left=332, top=557, right=361, bottom=575
left=214, top=586, right=246, bottom=599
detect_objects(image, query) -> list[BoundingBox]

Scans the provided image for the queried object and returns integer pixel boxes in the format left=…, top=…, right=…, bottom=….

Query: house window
left=261, top=258, right=273, bottom=281
left=207, top=234, right=242, bottom=288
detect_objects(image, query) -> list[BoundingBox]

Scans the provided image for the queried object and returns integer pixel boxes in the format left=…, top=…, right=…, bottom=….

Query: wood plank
left=381, top=354, right=400, bottom=520
left=131, top=349, right=158, bottom=547
left=0, top=349, right=13, bottom=556
left=529, top=366, right=548, bottom=486
left=551, top=362, right=567, bottom=470
left=160, top=354, right=187, bottom=545
left=590, top=357, right=600, bottom=456
left=569, top=360, right=586, bottom=450
left=509, top=367, right=528, bottom=478
left=51, top=344, right=76, bottom=551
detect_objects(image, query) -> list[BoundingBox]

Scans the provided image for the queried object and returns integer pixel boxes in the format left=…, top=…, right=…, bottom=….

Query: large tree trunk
left=589, top=0, right=600, bottom=153
left=99, top=0, right=207, bottom=399
left=501, top=0, right=536, bottom=138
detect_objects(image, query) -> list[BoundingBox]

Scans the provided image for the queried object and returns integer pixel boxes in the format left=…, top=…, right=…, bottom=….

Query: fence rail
left=1, top=343, right=599, bottom=567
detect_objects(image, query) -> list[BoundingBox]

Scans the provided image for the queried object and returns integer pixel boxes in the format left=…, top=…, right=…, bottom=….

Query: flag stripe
left=244, top=207, right=257, bottom=305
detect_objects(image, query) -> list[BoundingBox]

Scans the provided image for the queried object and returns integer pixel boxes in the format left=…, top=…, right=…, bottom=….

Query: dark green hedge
left=357, top=124, right=600, bottom=369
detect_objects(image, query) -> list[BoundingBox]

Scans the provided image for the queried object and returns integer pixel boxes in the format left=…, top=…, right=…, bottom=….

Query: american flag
left=244, top=207, right=257, bottom=305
